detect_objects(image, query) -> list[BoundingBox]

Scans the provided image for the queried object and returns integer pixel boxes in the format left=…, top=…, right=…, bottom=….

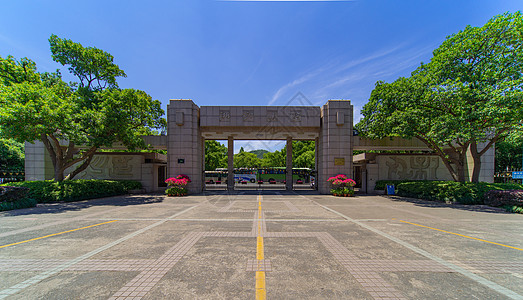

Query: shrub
left=0, top=186, right=29, bottom=202
left=328, top=174, right=356, bottom=197
left=0, top=186, right=37, bottom=211
left=484, top=190, right=523, bottom=207
left=395, top=181, right=523, bottom=205
left=374, top=180, right=427, bottom=190
left=504, top=205, right=523, bottom=214
left=165, top=174, right=190, bottom=196
left=1, top=180, right=142, bottom=203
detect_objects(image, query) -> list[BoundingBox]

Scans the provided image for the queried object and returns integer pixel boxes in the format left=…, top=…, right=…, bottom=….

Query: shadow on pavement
left=0, top=193, right=166, bottom=217
left=381, top=195, right=511, bottom=214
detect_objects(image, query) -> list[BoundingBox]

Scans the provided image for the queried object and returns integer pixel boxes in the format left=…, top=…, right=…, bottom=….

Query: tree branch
left=65, top=147, right=97, bottom=180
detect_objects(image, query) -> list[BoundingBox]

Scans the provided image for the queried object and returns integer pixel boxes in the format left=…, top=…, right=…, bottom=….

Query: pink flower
left=165, top=175, right=191, bottom=187
left=343, top=179, right=356, bottom=187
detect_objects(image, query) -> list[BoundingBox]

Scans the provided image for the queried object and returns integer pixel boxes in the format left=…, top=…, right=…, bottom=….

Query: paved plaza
left=0, top=192, right=522, bottom=299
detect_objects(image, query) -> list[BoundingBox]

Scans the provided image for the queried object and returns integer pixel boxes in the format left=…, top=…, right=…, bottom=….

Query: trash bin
left=386, top=184, right=395, bottom=195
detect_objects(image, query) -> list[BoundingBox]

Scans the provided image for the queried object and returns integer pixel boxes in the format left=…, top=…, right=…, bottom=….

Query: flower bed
left=165, top=174, right=191, bottom=196
left=328, top=174, right=356, bottom=197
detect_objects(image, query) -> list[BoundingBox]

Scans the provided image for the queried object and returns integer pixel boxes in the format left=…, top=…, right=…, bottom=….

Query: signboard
left=386, top=184, right=395, bottom=195
left=334, top=158, right=345, bottom=166
left=513, top=171, right=523, bottom=179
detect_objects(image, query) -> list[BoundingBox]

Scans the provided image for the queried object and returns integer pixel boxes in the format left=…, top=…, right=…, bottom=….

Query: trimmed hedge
left=0, top=197, right=38, bottom=211
left=374, top=180, right=427, bottom=190
left=505, top=205, right=523, bottom=214
left=395, top=181, right=523, bottom=205
left=1, top=180, right=142, bottom=203
left=0, top=186, right=37, bottom=211
left=484, top=190, right=523, bottom=207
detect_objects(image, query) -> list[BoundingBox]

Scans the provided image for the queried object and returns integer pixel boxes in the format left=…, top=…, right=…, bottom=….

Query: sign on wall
left=334, top=158, right=345, bottom=166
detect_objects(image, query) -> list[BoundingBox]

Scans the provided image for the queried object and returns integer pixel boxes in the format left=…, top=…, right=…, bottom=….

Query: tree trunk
left=54, top=165, right=64, bottom=181
left=416, top=135, right=467, bottom=182
left=65, top=149, right=96, bottom=180
left=470, top=142, right=483, bottom=183
left=40, top=133, right=98, bottom=181
left=455, top=157, right=466, bottom=182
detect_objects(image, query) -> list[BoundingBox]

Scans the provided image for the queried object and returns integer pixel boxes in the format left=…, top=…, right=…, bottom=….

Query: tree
left=0, top=138, right=24, bottom=172
left=495, top=129, right=523, bottom=172
left=261, top=149, right=286, bottom=167
left=358, top=12, right=523, bottom=182
left=0, top=35, right=165, bottom=181
left=292, top=141, right=315, bottom=168
left=249, top=149, right=268, bottom=159
left=294, top=150, right=315, bottom=169
left=205, top=140, right=227, bottom=171
left=234, top=151, right=261, bottom=168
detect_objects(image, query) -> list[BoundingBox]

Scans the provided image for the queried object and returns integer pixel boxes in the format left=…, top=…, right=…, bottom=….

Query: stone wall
left=318, top=100, right=353, bottom=194
left=377, top=155, right=454, bottom=181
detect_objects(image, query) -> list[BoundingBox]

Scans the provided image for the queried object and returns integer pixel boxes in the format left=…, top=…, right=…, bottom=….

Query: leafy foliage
left=260, top=149, right=285, bottom=167
left=358, top=12, right=523, bottom=182
left=495, top=130, right=523, bottom=172
left=205, top=140, right=227, bottom=171
left=0, top=36, right=166, bottom=181
left=483, top=190, right=523, bottom=207
left=374, top=180, right=427, bottom=190
left=0, top=186, right=37, bottom=212
left=1, top=180, right=142, bottom=203
left=234, top=151, right=261, bottom=168
left=249, top=149, right=268, bottom=159
left=165, top=174, right=190, bottom=196
left=203, top=140, right=315, bottom=170
left=395, top=181, right=523, bottom=204
left=0, top=138, right=24, bottom=171
left=292, top=141, right=315, bottom=169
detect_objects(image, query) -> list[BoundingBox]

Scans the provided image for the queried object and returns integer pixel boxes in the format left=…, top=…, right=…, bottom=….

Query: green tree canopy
left=261, top=149, right=286, bottom=167
left=495, top=129, right=523, bottom=172
left=0, top=35, right=166, bottom=181
left=357, top=12, right=523, bottom=182
left=205, top=140, right=227, bottom=171
left=249, top=149, right=268, bottom=159
left=234, top=151, right=261, bottom=168
left=0, top=138, right=24, bottom=172
left=292, top=141, right=315, bottom=169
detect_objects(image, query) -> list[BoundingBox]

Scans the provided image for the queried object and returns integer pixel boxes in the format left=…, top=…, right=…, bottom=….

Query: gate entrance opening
left=167, top=99, right=353, bottom=194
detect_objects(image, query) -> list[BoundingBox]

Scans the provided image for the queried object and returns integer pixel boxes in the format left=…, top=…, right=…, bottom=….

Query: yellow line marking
left=255, top=194, right=266, bottom=300
left=255, top=271, right=266, bottom=299
left=400, top=220, right=523, bottom=251
left=0, top=220, right=118, bottom=249
left=257, top=236, right=264, bottom=260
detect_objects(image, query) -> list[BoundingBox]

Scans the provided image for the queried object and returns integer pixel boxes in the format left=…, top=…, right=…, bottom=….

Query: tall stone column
left=318, top=100, right=353, bottom=194
left=167, top=99, right=203, bottom=194
left=228, top=136, right=234, bottom=191
left=286, top=136, right=293, bottom=191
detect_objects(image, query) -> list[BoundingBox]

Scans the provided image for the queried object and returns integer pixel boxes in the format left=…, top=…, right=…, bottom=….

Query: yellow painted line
left=400, top=220, right=523, bottom=251
left=255, top=194, right=266, bottom=300
left=0, top=220, right=118, bottom=249
left=257, top=236, right=264, bottom=260
left=255, top=271, right=266, bottom=299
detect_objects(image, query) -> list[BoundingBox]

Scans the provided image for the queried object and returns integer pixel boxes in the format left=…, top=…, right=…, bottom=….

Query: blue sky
left=1, top=0, right=520, bottom=152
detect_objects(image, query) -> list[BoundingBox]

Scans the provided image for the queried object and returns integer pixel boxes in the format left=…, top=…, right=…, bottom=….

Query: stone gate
left=167, top=99, right=354, bottom=194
